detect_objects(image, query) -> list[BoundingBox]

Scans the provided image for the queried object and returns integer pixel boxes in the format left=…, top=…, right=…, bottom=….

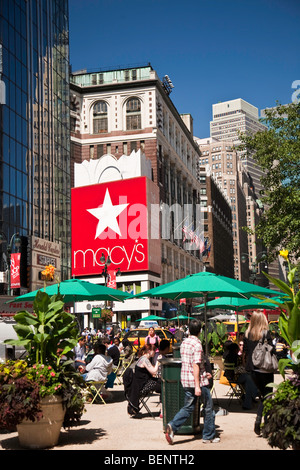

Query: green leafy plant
left=259, top=250, right=300, bottom=449
left=200, top=321, right=228, bottom=357
left=0, top=291, right=86, bottom=430
left=262, top=376, right=300, bottom=450
left=261, top=249, right=300, bottom=376
left=5, top=290, right=79, bottom=366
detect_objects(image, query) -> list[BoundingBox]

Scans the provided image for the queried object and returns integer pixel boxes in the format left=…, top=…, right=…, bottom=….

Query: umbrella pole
left=204, top=293, right=208, bottom=357
left=235, top=310, right=239, bottom=342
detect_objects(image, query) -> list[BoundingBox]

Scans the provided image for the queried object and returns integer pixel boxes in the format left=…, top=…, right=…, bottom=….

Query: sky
left=68, top=0, right=300, bottom=137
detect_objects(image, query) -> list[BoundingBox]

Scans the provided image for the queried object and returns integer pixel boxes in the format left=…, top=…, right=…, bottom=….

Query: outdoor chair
left=221, top=362, right=245, bottom=408
left=112, top=357, right=123, bottom=383
left=86, top=380, right=107, bottom=404
left=138, top=383, right=160, bottom=419
left=116, top=353, right=135, bottom=385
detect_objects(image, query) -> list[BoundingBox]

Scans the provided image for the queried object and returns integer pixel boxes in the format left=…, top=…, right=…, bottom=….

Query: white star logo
left=87, top=189, right=129, bottom=239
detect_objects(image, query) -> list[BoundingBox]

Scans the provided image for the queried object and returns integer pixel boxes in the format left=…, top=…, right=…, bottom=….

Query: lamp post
left=241, top=251, right=268, bottom=285
left=0, top=232, right=22, bottom=295
left=100, top=252, right=111, bottom=287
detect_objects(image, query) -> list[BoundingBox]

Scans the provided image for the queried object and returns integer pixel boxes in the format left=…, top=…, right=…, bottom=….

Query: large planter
left=17, top=395, right=65, bottom=449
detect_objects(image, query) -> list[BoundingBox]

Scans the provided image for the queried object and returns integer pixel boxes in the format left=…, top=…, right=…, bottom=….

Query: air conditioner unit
left=0, top=272, right=7, bottom=283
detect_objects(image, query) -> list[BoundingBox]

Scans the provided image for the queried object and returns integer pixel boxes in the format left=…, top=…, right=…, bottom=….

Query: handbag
left=252, top=334, right=278, bottom=372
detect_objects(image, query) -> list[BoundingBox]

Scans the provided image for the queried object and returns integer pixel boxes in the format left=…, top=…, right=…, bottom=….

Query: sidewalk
left=0, top=374, right=284, bottom=452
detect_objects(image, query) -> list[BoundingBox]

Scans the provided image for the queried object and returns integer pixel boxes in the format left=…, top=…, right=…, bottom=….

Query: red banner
left=107, top=270, right=117, bottom=289
left=10, top=253, right=21, bottom=288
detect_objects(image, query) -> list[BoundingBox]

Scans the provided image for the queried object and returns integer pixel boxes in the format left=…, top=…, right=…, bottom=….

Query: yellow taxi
left=223, top=320, right=248, bottom=340
left=122, top=328, right=178, bottom=354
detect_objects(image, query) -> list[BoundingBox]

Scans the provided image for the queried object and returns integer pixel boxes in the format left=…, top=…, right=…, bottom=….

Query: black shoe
left=254, top=419, right=261, bottom=435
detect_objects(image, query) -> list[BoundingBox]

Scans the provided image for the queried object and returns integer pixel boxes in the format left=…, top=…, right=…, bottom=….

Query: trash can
left=160, top=358, right=201, bottom=435
left=172, top=344, right=181, bottom=358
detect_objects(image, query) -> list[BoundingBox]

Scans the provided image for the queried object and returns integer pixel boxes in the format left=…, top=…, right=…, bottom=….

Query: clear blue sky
left=69, top=0, right=300, bottom=137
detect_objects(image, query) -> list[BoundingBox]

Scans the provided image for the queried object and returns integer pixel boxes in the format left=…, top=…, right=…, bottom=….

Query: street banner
left=10, top=253, right=21, bottom=288
left=107, top=270, right=117, bottom=289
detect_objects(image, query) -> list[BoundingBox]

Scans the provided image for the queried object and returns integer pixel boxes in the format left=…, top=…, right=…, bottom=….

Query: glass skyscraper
left=0, top=0, right=71, bottom=294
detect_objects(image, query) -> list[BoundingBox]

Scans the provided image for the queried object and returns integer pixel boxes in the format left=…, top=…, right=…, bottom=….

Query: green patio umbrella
left=169, top=315, right=195, bottom=321
left=9, top=278, right=131, bottom=304
left=136, top=315, right=166, bottom=322
left=131, top=271, right=284, bottom=355
left=195, top=295, right=285, bottom=312
left=196, top=295, right=285, bottom=342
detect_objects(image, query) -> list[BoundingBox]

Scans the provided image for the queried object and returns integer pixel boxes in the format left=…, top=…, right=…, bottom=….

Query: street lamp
left=241, top=251, right=268, bottom=285
left=0, top=231, right=22, bottom=295
left=100, top=252, right=121, bottom=285
left=100, top=252, right=111, bottom=287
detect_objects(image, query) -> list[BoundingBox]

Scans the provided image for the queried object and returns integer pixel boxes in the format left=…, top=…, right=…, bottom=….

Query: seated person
left=223, top=341, right=258, bottom=410
left=121, top=339, right=134, bottom=358
left=73, top=337, right=86, bottom=370
left=275, top=336, right=289, bottom=359
left=127, top=344, right=162, bottom=416
left=81, top=343, right=113, bottom=383
left=102, top=337, right=121, bottom=366
left=153, top=339, right=170, bottom=418
left=153, top=339, right=170, bottom=376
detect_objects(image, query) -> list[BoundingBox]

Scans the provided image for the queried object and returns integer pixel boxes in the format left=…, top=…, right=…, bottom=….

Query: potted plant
left=259, top=250, right=300, bottom=450
left=0, top=288, right=86, bottom=448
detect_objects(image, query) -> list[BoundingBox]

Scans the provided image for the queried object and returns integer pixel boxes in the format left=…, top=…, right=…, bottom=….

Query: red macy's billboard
left=71, top=176, right=161, bottom=276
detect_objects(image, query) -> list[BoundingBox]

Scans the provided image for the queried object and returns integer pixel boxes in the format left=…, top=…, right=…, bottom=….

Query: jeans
left=201, top=386, right=216, bottom=440
left=169, top=386, right=216, bottom=440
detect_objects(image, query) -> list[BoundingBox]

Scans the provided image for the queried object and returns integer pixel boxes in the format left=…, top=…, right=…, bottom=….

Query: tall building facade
left=70, top=65, right=204, bottom=283
left=197, top=98, right=274, bottom=286
left=195, top=137, right=248, bottom=281
left=0, top=0, right=71, bottom=297
left=70, top=65, right=234, bottom=325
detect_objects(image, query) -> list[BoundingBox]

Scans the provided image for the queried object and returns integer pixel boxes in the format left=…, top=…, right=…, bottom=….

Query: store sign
left=71, top=176, right=152, bottom=276
left=30, top=236, right=61, bottom=291
left=92, top=307, right=102, bottom=318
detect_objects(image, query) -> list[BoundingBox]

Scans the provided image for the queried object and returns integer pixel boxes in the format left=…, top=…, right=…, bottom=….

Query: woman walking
left=243, top=311, right=275, bottom=435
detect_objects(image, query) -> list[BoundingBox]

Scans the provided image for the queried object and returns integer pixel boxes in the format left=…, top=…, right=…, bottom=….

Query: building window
left=93, top=100, right=108, bottom=133
left=126, top=98, right=141, bottom=130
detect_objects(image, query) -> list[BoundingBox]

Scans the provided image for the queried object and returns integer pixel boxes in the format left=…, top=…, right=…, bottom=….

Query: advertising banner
left=71, top=176, right=157, bottom=276
left=10, top=253, right=21, bottom=288
left=107, top=270, right=117, bottom=289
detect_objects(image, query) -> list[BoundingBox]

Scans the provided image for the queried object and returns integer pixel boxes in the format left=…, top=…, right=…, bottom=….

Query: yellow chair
left=87, top=380, right=107, bottom=404
left=116, top=353, right=135, bottom=385
left=220, top=363, right=245, bottom=407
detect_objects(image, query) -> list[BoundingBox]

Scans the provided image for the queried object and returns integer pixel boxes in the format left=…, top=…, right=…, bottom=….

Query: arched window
left=93, top=100, right=108, bottom=133
left=126, top=98, right=141, bottom=130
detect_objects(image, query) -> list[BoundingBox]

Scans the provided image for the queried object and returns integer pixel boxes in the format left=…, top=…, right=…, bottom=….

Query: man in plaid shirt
left=165, top=319, right=220, bottom=445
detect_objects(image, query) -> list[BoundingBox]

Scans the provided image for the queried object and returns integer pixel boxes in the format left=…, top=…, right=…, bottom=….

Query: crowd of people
left=72, top=312, right=283, bottom=446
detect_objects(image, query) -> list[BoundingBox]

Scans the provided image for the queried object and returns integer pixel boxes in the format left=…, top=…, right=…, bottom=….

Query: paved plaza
left=0, top=373, right=285, bottom=453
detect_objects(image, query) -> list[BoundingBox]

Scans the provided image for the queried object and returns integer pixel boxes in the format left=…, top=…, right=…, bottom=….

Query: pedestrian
left=243, top=311, right=276, bottom=435
left=165, top=319, right=220, bottom=445
left=145, top=326, right=160, bottom=350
